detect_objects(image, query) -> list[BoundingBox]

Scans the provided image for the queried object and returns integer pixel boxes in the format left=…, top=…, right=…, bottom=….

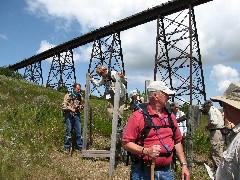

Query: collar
left=71, top=90, right=78, bottom=98
left=147, top=104, right=168, bottom=118
left=232, top=123, right=240, bottom=133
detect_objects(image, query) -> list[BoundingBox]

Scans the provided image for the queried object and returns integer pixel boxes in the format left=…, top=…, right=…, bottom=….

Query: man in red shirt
left=122, top=81, right=190, bottom=180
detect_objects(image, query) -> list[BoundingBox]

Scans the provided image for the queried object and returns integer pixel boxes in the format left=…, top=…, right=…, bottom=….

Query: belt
left=131, top=152, right=172, bottom=165
left=209, top=128, right=222, bottom=132
left=155, top=165, right=171, bottom=170
left=158, top=152, right=172, bottom=157
left=140, top=162, right=170, bottom=170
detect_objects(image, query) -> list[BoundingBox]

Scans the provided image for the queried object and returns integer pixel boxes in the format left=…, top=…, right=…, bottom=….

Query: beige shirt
left=208, top=106, right=224, bottom=129
left=216, top=123, right=240, bottom=180
left=91, top=70, right=127, bottom=98
left=62, top=92, right=83, bottom=111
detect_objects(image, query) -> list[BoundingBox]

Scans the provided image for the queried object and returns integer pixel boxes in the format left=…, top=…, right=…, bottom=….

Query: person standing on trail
left=62, top=83, right=84, bottom=153
left=129, top=89, right=143, bottom=112
left=170, top=102, right=187, bottom=138
left=89, top=65, right=127, bottom=127
left=122, top=81, right=190, bottom=180
left=203, top=100, right=225, bottom=170
left=211, top=83, right=240, bottom=180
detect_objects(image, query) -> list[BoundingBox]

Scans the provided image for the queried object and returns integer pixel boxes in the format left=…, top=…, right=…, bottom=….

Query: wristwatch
left=182, top=162, right=187, bottom=166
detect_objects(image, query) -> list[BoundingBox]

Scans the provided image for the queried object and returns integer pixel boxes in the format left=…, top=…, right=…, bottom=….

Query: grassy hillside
left=0, top=74, right=213, bottom=179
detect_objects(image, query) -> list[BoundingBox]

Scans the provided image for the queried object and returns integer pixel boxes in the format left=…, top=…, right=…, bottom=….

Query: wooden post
left=151, top=158, right=156, bottom=180
left=145, top=80, right=150, bottom=102
left=109, top=74, right=121, bottom=176
left=89, top=107, right=93, bottom=145
left=186, top=105, right=201, bottom=172
left=83, top=73, right=90, bottom=150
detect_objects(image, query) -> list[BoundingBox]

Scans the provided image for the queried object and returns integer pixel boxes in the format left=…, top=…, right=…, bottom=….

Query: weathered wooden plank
left=82, top=73, right=90, bottom=150
left=109, top=74, right=121, bottom=176
left=82, top=150, right=111, bottom=158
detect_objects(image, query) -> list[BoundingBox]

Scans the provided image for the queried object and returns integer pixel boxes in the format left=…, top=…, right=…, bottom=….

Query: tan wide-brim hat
left=210, top=82, right=240, bottom=110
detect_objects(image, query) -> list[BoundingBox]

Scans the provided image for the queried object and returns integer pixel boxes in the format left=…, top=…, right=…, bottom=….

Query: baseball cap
left=211, top=82, right=240, bottom=110
left=147, top=81, right=175, bottom=95
left=202, top=100, right=213, bottom=108
left=129, top=90, right=139, bottom=97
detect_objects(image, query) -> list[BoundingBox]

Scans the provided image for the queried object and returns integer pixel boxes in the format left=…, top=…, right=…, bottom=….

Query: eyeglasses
left=159, top=91, right=169, bottom=99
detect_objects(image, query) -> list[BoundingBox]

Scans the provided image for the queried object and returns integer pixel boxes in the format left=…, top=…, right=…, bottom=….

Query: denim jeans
left=64, top=111, right=82, bottom=151
left=130, top=162, right=174, bottom=180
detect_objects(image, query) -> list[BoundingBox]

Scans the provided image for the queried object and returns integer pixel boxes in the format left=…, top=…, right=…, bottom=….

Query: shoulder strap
left=164, top=107, right=176, bottom=137
left=133, top=103, right=152, bottom=146
left=137, top=104, right=176, bottom=144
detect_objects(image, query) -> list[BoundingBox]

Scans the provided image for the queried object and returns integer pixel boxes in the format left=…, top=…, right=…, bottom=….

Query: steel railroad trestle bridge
left=9, top=0, right=212, bottom=104
left=8, top=0, right=214, bottom=175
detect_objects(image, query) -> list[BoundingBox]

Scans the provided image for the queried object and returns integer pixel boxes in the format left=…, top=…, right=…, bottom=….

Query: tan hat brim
left=211, top=96, right=240, bottom=110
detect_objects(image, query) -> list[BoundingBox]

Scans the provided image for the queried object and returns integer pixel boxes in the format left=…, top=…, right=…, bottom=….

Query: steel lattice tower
left=88, top=32, right=125, bottom=97
left=46, top=49, right=76, bottom=90
left=24, top=62, right=43, bottom=85
left=154, top=6, right=206, bottom=105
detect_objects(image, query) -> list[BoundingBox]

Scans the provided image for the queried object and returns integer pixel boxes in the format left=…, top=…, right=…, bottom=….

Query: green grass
left=0, top=74, right=213, bottom=179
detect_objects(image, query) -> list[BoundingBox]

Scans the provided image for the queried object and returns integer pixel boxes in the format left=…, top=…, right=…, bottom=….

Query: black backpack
left=126, top=103, right=176, bottom=168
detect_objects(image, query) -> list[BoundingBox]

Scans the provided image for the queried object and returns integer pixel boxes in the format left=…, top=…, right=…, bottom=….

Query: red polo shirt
left=122, top=103, right=182, bottom=167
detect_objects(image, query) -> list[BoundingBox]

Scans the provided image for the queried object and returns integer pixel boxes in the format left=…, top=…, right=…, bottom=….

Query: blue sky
left=0, top=0, right=240, bottom=106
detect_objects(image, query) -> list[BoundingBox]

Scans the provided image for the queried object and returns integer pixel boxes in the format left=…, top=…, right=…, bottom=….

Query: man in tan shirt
left=62, top=83, right=84, bottom=153
left=203, top=100, right=225, bottom=170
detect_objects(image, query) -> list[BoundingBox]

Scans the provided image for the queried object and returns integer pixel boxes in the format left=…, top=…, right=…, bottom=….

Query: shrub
left=0, top=66, right=24, bottom=80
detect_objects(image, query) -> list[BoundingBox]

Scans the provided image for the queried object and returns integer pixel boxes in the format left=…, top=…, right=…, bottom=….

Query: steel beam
left=9, top=0, right=212, bottom=71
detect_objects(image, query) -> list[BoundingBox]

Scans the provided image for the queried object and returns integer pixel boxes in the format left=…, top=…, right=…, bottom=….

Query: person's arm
left=177, top=115, right=187, bottom=123
left=90, top=76, right=105, bottom=87
left=122, top=141, right=160, bottom=158
left=175, top=142, right=190, bottom=180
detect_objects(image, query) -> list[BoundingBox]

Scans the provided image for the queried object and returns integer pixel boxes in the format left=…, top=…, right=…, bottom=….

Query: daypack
left=126, top=103, right=176, bottom=167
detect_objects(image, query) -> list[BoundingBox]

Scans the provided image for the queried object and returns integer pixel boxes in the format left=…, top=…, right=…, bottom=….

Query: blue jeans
left=130, top=162, right=174, bottom=180
left=64, top=111, right=82, bottom=150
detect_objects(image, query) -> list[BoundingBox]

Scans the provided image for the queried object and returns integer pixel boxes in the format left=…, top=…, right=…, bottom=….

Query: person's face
left=73, top=85, right=81, bottom=94
left=155, top=91, right=169, bottom=106
left=173, top=106, right=179, bottom=113
left=98, top=68, right=108, bottom=78
left=204, top=105, right=211, bottom=113
left=132, top=95, right=138, bottom=100
left=223, top=102, right=239, bottom=126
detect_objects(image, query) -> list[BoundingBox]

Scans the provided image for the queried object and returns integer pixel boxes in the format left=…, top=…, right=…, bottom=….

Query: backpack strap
left=164, top=107, right=176, bottom=138
left=127, top=104, right=177, bottom=169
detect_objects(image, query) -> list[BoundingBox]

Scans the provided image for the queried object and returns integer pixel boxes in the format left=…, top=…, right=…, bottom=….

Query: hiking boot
left=64, top=148, right=70, bottom=154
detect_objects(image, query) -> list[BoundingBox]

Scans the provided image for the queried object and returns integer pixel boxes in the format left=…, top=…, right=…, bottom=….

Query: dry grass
left=24, top=134, right=214, bottom=180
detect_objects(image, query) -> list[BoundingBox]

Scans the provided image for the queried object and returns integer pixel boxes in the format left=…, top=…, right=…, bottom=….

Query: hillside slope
left=0, top=75, right=212, bottom=179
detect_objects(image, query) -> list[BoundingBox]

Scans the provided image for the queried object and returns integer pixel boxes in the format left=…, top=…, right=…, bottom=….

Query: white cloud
left=36, top=40, right=56, bottom=63
left=210, top=64, right=240, bottom=92
left=36, top=40, right=56, bottom=54
left=26, top=0, right=240, bottom=67
left=25, top=0, right=240, bottom=101
left=195, top=0, right=240, bottom=65
left=25, top=0, right=166, bottom=33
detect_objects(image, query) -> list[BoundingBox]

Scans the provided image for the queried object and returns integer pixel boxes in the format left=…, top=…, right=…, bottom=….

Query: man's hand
left=117, top=72, right=124, bottom=77
left=79, top=104, right=84, bottom=110
left=182, top=165, right=190, bottom=180
left=145, top=145, right=161, bottom=158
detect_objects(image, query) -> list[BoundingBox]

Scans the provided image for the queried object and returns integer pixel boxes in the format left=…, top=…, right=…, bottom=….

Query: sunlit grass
left=0, top=74, right=214, bottom=179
